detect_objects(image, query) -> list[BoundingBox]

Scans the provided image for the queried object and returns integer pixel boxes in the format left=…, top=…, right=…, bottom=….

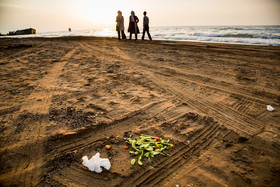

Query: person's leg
left=142, top=28, right=145, bottom=40
left=134, top=23, right=138, bottom=41
left=147, top=32, right=152, bottom=41
left=117, top=31, right=121, bottom=40
left=129, top=33, right=132, bottom=40
left=147, top=26, right=152, bottom=41
left=121, top=30, right=126, bottom=39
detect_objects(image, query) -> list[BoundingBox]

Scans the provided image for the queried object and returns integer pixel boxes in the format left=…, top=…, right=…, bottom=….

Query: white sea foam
left=1, top=25, right=280, bottom=46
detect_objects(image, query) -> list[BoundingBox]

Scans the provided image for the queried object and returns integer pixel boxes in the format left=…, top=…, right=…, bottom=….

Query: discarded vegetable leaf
left=138, top=159, right=143, bottom=165
left=125, top=134, right=172, bottom=166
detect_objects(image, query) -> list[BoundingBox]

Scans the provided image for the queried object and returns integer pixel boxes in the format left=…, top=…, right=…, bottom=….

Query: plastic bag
left=267, top=105, right=274, bottom=112
left=82, top=152, right=111, bottom=173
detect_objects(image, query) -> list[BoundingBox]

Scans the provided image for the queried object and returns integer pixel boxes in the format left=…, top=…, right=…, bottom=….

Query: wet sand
left=0, top=37, right=280, bottom=186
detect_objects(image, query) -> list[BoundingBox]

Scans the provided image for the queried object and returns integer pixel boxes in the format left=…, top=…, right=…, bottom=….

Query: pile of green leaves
left=126, top=134, right=173, bottom=165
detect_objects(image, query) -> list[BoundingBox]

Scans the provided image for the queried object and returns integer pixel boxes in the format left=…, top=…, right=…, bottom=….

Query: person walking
left=116, top=10, right=126, bottom=40
left=142, top=11, right=152, bottom=41
left=128, top=11, right=140, bottom=41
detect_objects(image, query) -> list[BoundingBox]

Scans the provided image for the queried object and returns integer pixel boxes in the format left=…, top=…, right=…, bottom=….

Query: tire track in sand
left=64, top=41, right=229, bottom=187
left=109, top=45, right=263, bottom=136
left=2, top=46, right=77, bottom=186
left=0, top=46, right=45, bottom=65
left=117, top=110, right=228, bottom=187
left=79, top=42, right=261, bottom=135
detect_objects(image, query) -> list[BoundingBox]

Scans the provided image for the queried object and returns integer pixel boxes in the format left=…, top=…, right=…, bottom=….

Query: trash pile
left=125, top=134, right=173, bottom=165
left=81, top=134, right=173, bottom=173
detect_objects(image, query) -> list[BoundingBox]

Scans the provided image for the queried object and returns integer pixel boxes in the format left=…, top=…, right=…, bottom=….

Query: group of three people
left=116, top=10, right=152, bottom=41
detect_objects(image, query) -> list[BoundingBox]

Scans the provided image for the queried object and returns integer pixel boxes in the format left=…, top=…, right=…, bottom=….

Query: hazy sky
left=0, top=0, right=279, bottom=33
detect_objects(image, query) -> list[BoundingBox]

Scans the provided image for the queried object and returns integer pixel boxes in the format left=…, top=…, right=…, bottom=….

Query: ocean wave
left=219, top=27, right=246, bottom=31
left=222, top=33, right=280, bottom=39
left=192, top=33, right=280, bottom=39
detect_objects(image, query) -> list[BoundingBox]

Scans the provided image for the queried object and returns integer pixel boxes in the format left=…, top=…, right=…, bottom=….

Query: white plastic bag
left=82, top=152, right=111, bottom=173
left=267, top=105, right=274, bottom=112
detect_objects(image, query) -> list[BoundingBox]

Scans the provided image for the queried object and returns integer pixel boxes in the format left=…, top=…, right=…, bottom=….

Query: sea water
left=152, top=25, right=280, bottom=46
left=2, top=25, right=280, bottom=46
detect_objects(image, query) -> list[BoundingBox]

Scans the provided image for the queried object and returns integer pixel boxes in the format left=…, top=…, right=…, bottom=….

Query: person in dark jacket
left=128, top=11, right=140, bottom=41
left=142, top=11, right=152, bottom=41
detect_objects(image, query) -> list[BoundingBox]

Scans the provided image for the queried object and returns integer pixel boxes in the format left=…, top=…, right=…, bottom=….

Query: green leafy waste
left=126, top=134, right=173, bottom=166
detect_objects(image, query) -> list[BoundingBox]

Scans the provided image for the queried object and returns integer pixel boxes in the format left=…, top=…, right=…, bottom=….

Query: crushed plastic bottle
left=82, top=152, right=111, bottom=173
left=267, top=105, right=274, bottom=112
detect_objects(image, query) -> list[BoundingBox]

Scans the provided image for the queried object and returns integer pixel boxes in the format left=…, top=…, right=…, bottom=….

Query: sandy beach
left=0, top=37, right=280, bottom=186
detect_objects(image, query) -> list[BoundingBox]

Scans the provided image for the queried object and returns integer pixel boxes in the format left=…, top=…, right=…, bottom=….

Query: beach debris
left=267, top=105, right=274, bottom=111
left=131, top=159, right=136, bottom=165
left=123, top=132, right=132, bottom=140
left=82, top=152, right=111, bottom=173
left=124, top=146, right=129, bottom=149
left=105, top=145, right=111, bottom=150
left=126, top=134, right=173, bottom=166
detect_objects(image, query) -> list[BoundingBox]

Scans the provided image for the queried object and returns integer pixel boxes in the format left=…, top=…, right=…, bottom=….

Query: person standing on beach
left=142, top=11, right=152, bottom=41
left=116, top=10, right=126, bottom=40
left=128, top=11, right=140, bottom=41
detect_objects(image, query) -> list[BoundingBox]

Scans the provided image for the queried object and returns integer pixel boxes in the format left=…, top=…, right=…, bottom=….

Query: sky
left=0, top=0, right=280, bottom=33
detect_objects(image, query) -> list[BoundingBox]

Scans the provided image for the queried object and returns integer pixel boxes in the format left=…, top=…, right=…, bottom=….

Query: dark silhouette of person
left=128, top=11, right=140, bottom=41
left=142, top=11, right=152, bottom=41
left=116, top=10, right=126, bottom=40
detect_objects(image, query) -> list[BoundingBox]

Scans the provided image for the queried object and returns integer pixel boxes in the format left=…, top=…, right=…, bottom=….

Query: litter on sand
left=267, top=105, right=274, bottom=112
left=82, top=152, right=111, bottom=173
left=126, top=134, right=173, bottom=166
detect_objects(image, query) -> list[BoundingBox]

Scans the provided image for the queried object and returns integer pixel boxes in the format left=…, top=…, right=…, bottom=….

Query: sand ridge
left=0, top=37, right=279, bottom=186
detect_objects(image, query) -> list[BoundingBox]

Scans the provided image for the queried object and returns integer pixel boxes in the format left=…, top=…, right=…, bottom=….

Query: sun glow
left=0, top=0, right=279, bottom=33
left=81, top=0, right=131, bottom=27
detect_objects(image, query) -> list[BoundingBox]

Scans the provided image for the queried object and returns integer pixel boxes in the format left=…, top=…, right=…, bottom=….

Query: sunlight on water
left=1, top=26, right=280, bottom=46
left=98, top=28, right=115, bottom=37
